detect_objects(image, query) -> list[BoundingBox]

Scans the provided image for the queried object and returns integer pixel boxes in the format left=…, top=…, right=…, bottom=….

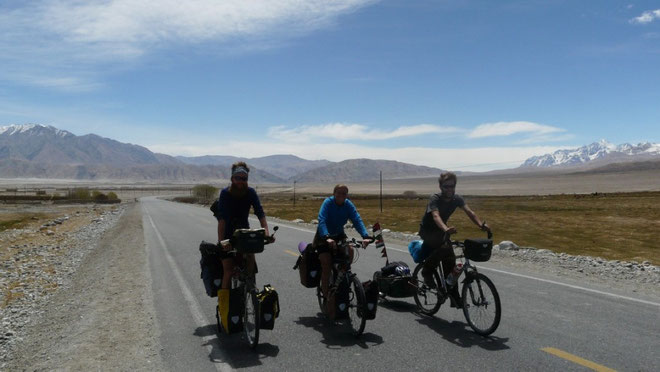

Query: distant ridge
left=521, top=140, right=660, bottom=168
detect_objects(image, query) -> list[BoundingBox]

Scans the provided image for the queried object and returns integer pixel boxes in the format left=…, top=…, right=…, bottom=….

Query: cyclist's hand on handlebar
left=219, top=239, right=232, bottom=251
left=326, top=238, right=336, bottom=250
left=361, top=238, right=373, bottom=248
left=444, top=227, right=457, bottom=235
left=266, top=235, right=276, bottom=244
left=480, top=222, right=491, bottom=232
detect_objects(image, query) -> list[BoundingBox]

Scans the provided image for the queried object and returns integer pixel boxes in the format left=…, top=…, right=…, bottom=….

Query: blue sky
left=1, top=0, right=658, bottom=171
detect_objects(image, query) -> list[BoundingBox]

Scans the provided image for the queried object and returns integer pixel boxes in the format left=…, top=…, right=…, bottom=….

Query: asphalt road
left=141, top=197, right=660, bottom=372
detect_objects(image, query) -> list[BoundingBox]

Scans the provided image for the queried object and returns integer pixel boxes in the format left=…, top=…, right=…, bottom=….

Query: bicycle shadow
left=377, top=298, right=417, bottom=313
left=413, top=313, right=510, bottom=351
left=294, top=314, right=384, bottom=350
left=194, top=324, right=280, bottom=368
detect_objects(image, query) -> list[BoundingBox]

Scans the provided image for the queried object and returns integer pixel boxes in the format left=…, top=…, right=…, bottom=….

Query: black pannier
left=257, top=284, right=280, bottom=330
left=199, top=241, right=223, bottom=297
left=233, top=228, right=265, bottom=254
left=328, top=280, right=350, bottom=320
left=464, top=238, right=493, bottom=262
left=361, top=280, right=379, bottom=320
left=294, top=244, right=321, bottom=288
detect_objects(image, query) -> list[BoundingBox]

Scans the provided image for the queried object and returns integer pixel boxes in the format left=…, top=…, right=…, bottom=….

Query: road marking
left=146, top=212, right=233, bottom=372
left=542, top=347, right=616, bottom=372
left=284, top=249, right=299, bottom=257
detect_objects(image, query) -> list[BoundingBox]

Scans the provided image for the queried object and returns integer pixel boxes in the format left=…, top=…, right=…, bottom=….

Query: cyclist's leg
left=319, top=252, right=332, bottom=300
left=221, top=256, right=235, bottom=289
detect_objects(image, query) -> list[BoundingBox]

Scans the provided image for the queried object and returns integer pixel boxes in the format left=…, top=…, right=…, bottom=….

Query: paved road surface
left=142, top=197, right=660, bottom=372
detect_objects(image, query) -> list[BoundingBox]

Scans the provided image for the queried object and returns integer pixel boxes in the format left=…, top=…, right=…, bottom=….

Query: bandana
left=232, top=166, right=249, bottom=176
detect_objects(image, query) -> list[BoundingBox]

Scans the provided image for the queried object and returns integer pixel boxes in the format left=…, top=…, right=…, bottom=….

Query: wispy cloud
left=148, top=140, right=561, bottom=172
left=630, top=9, right=660, bottom=24
left=0, top=0, right=377, bottom=90
left=268, top=123, right=462, bottom=142
left=468, top=121, right=564, bottom=139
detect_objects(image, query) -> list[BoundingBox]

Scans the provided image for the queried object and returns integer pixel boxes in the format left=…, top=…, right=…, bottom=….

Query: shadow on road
left=414, top=314, right=510, bottom=351
left=377, top=298, right=418, bottom=312
left=194, top=324, right=281, bottom=368
left=294, top=314, right=384, bottom=349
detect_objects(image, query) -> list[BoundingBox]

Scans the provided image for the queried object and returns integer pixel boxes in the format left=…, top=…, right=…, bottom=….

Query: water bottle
left=446, top=263, right=463, bottom=287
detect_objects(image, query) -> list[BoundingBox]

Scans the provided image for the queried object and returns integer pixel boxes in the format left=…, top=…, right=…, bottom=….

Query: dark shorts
left=313, top=231, right=348, bottom=255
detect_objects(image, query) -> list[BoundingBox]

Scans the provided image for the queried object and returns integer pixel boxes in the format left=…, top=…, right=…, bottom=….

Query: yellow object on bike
left=217, top=288, right=244, bottom=334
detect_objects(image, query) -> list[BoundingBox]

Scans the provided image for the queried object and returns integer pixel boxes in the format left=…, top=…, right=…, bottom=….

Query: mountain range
left=1, top=124, right=658, bottom=182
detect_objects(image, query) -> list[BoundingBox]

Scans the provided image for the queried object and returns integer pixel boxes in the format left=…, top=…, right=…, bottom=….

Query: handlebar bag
left=217, top=287, right=244, bottom=334
left=257, top=284, right=280, bottom=330
left=199, top=241, right=223, bottom=297
left=464, top=239, right=493, bottom=262
left=233, top=229, right=265, bottom=253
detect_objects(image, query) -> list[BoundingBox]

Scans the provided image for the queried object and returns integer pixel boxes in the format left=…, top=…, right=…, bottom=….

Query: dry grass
left=261, top=191, right=660, bottom=265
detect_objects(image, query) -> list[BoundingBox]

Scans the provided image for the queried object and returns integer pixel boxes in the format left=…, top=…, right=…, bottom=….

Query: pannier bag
left=327, top=280, right=350, bottom=321
left=464, top=238, right=493, bottom=262
left=233, top=228, right=266, bottom=253
left=257, top=284, right=280, bottom=330
left=361, top=280, right=379, bottom=320
left=293, top=242, right=321, bottom=288
left=199, top=241, right=223, bottom=297
left=408, top=240, right=433, bottom=263
left=217, top=287, right=244, bottom=334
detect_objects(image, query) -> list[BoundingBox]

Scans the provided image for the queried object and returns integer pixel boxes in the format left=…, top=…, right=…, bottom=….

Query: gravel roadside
left=1, top=202, right=163, bottom=371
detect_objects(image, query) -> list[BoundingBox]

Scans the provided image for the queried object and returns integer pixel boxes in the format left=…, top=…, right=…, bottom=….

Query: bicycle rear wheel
left=244, top=287, right=260, bottom=348
left=461, top=273, right=501, bottom=336
left=347, top=275, right=367, bottom=337
left=412, top=264, right=442, bottom=315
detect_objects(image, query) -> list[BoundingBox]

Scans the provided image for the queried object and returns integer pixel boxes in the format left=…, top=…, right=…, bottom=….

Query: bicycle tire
left=244, top=287, right=260, bottom=348
left=347, top=275, right=367, bottom=337
left=216, top=305, right=223, bottom=334
left=461, top=272, right=501, bottom=336
left=412, top=264, right=442, bottom=315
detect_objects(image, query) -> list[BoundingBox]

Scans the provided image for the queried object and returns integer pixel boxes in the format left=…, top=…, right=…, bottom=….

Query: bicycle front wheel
left=244, top=287, right=260, bottom=348
left=412, top=264, right=442, bottom=315
left=347, top=275, right=367, bottom=337
left=461, top=273, right=501, bottom=336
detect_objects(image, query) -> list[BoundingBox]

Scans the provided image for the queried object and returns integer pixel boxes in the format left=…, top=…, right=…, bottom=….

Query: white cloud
left=148, top=139, right=561, bottom=172
left=630, top=9, right=660, bottom=24
left=0, top=0, right=377, bottom=89
left=268, top=123, right=462, bottom=142
left=468, top=121, right=564, bottom=139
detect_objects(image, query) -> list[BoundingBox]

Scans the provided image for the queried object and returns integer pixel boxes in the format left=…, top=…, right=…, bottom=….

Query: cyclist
left=418, top=171, right=490, bottom=307
left=313, top=184, right=372, bottom=309
left=215, top=161, right=274, bottom=289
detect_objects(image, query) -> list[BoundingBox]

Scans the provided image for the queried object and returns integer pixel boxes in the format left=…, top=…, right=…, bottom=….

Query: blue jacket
left=317, top=196, right=369, bottom=238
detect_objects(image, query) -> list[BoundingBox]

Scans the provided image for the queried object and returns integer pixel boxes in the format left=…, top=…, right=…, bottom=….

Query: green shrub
left=69, top=188, right=91, bottom=200
left=107, top=192, right=118, bottom=200
left=192, top=184, right=219, bottom=201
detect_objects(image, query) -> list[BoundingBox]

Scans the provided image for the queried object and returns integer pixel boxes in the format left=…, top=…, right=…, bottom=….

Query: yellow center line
left=542, top=347, right=617, bottom=372
left=284, top=249, right=299, bottom=257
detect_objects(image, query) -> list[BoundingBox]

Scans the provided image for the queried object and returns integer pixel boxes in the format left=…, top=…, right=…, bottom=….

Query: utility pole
left=380, top=171, right=383, bottom=213
left=293, top=180, right=296, bottom=206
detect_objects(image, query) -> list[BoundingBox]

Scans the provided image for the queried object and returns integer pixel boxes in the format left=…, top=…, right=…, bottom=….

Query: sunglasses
left=441, top=183, right=456, bottom=189
left=234, top=176, right=248, bottom=181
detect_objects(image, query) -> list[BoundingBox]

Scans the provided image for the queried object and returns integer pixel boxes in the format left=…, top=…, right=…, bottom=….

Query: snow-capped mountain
left=0, top=123, right=73, bottom=138
left=522, top=140, right=660, bottom=167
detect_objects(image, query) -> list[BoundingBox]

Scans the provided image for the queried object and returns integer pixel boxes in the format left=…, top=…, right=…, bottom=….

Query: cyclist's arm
left=461, top=204, right=489, bottom=231
left=317, top=198, right=331, bottom=238
left=258, top=215, right=270, bottom=237
left=431, top=210, right=455, bottom=234
left=217, top=219, right=226, bottom=242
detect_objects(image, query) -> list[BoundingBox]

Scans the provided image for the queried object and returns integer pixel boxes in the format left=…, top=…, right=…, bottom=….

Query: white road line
left=146, top=212, right=233, bottom=372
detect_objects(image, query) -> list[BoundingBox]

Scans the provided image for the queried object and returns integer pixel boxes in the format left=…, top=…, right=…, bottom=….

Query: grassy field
left=260, top=191, right=660, bottom=265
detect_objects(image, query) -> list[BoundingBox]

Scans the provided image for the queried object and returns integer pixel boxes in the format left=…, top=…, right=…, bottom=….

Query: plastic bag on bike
left=257, top=284, right=280, bottom=330
left=218, top=287, right=244, bottom=334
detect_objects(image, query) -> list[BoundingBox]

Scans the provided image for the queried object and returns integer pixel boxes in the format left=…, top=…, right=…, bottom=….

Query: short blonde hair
left=333, top=184, right=348, bottom=194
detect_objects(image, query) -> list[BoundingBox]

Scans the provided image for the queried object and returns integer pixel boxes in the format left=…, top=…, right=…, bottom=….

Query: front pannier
left=464, top=238, right=493, bottom=262
left=257, top=284, right=280, bottom=330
